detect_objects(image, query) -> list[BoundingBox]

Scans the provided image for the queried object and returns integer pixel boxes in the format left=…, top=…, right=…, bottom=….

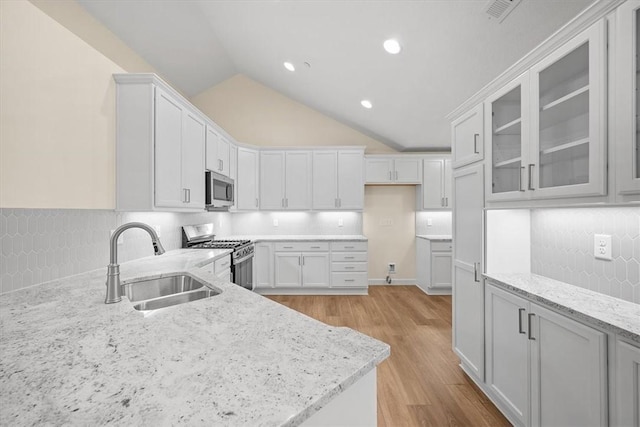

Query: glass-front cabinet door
left=616, top=0, right=640, bottom=195
left=485, top=73, right=530, bottom=201
left=529, top=19, right=607, bottom=199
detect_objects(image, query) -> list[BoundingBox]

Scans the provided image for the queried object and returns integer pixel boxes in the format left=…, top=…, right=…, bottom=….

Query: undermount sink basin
left=121, top=274, right=220, bottom=311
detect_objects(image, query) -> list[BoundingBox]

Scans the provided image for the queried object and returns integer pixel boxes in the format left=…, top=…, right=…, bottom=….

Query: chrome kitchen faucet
left=105, top=222, right=165, bottom=304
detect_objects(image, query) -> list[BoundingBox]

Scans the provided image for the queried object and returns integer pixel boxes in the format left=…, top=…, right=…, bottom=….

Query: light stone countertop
left=0, top=249, right=389, bottom=426
left=416, top=234, right=452, bottom=241
left=224, top=235, right=368, bottom=242
left=484, top=272, right=640, bottom=344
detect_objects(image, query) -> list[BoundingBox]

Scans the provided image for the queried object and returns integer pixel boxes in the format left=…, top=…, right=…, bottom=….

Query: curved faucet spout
left=105, top=222, right=166, bottom=304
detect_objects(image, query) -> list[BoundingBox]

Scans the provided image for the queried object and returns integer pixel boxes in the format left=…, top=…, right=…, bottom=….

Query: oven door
left=232, top=255, right=253, bottom=290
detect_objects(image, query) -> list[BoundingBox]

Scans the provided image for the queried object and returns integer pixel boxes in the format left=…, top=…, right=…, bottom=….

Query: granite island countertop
left=484, top=272, right=640, bottom=344
left=0, top=249, right=389, bottom=426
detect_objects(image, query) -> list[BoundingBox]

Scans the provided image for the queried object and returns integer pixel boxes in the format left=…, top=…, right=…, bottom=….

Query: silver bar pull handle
left=188, top=189, right=191, bottom=203
left=518, top=308, right=526, bottom=334
left=445, top=197, right=448, bottom=206
left=519, top=166, right=525, bottom=192
left=302, top=255, right=304, bottom=265
left=528, top=313, right=536, bottom=340
left=474, top=262, right=480, bottom=282
left=473, top=134, right=479, bottom=154
left=183, top=188, right=187, bottom=203
left=528, top=164, right=535, bottom=191
left=298, top=256, right=301, bottom=265
left=441, top=197, right=444, bottom=207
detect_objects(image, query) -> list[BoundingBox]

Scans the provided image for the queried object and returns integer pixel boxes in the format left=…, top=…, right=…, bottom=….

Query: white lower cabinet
left=274, top=242, right=330, bottom=288
left=255, top=240, right=368, bottom=294
left=615, top=339, right=640, bottom=426
left=416, top=239, right=452, bottom=295
left=486, top=283, right=608, bottom=427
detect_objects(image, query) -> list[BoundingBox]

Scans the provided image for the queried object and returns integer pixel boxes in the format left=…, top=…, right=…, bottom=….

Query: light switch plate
left=273, top=219, right=279, bottom=227
left=594, top=234, right=612, bottom=260
left=338, top=218, right=343, bottom=227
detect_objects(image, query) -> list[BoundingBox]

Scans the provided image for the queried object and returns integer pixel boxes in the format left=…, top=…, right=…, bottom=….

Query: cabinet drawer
left=275, top=242, right=329, bottom=252
left=332, top=272, right=368, bottom=287
left=332, top=252, right=368, bottom=262
left=330, top=241, right=367, bottom=252
left=431, top=241, right=452, bottom=251
left=332, top=262, right=367, bottom=272
left=213, top=255, right=232, bottom=273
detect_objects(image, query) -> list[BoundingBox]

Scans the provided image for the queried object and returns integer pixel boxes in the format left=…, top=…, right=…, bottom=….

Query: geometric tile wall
left=0, top=208, right=364, bottom=295
left=531, top=206, right=640, bottom=304
left=0, top=208, right=230, bottom=294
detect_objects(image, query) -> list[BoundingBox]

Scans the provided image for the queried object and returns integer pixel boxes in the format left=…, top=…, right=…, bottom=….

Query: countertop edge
left=484, top=273, right=640, bottom=344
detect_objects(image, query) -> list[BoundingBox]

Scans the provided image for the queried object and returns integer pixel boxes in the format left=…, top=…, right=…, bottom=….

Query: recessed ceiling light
left=361, top=100, right=373, bottom=109
left=383, top=39, right=402, bottom=54
left=283, top=62, right=295, bottom=72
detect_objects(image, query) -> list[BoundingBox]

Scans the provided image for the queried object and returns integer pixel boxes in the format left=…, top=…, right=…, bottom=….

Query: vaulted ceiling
left=78, top=0, right=594, bottom=150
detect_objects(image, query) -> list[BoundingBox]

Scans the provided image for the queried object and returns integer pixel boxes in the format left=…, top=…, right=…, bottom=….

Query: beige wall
left=363, top=186, right=416, bottom=281
left=0, top=0, right=163, bottom=209
left=191, top=75, right=395, bottom=153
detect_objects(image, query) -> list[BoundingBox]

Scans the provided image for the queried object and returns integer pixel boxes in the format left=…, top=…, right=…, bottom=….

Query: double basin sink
left=121, top=274, right=220, bottom=312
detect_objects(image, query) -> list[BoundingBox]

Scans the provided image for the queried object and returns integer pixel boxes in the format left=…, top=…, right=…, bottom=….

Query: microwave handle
left=227, top=183, right=234, bottom=202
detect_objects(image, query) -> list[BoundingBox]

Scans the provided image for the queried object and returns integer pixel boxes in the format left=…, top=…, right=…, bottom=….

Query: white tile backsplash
left=531, top=206, right=640, bottom=304
left=415, top=211, right=452, bottom=236
left=0, top=208, right=363, bottom=294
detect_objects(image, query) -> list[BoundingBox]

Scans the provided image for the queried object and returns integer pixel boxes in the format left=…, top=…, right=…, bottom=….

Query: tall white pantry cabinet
left=450, top=2, right=639, bottom=426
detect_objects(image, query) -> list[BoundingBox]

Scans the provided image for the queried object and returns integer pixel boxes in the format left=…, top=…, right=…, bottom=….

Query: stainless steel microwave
left=205, top=171, right=234, bottom=210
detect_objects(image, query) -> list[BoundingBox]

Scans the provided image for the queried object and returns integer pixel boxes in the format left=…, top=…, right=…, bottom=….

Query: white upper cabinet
left=205, top=126, right=231, bottom=177
left=115, top=76, right=206, bottom=212
left=485, top=20, right=607, bottom=202
left=419, top=157, right=452, bottom=209
left=452, top=103, right=484, bottom=169
left=616, top=0, right=640, bottom=196
left=486, top=73, right=530, bottom=202
left=529, top=19, right=607, bottom=199
left=365, top=155, right=422, bottom=184
left=313, top=150, right=364, bottom=210
left=236, top=147, right=259, bottom=210
left=260, top=151, right=312, bottom=210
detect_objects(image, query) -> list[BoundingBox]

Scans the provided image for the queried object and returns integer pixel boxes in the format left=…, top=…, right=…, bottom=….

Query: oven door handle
left=233, top=253, right=254, bottom=264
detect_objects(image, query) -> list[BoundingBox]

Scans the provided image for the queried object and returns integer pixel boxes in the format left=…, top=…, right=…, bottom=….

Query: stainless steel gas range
left=182, top=224, right=254, bottom=290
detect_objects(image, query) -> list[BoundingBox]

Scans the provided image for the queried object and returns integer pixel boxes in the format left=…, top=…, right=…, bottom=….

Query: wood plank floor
left=268, top=286, right=510, bottom=427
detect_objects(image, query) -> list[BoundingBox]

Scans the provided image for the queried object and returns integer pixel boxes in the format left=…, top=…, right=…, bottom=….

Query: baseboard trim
left=416, top=285, right=452, bottom=296
left=368, top=278, right=416, bottom=286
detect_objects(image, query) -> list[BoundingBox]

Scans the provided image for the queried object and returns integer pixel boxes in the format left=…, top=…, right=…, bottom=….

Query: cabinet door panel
left=529, top=20, right=607, bottom=199
left=365, top=158, right=393, bottom=183
left=254, top=243, right=272, bottom=288
left=301, top=253, right=329, bottom=287
left=443, top=159, right=452, bottom=207
left=218, top=137, right=230, bottom=177
left=395, top=158, right=422, bottom=183
left=452, top=163, right=485, bottom=380
left=285, top=151, right=312, bottom=209
left=615, top=339, right=640, bottom=426
left=431, top=252, right=452, bottom=288
left=275, top=253, right=301, bottom=287
left=154, top=90, right=184, bottom=208
left=237, top=148, right=258, bottom=210
left=205, top=126, right=219, bottom=172
left=260, top=152, right=285, bottom=209
left=616, top=0, right=640, bottom=195
left=422, top=159, right=445, bottom=208
left=181, top=111, right=205, bottom=209
left=486, top=284, right=529, bottom=426
left=452, top=103, right=484, bottom=168
left=313, top=151, right=338, bottom=209
left=530, top=303, right=607, bottom=427
left=337, top=151, right=364, bottom=209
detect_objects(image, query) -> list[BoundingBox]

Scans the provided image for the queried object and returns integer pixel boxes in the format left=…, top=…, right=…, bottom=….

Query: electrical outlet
left=273, top=218, right=279, bottom=227
left=427, top=218, right=433, bottom=226
left=110, top=229, right=124, bottom=245
left=594, top=234, right=612, bottom=260
left=388, top=262, right=396, bottom=274
left=338, top=218, right=344, bottom=227
left=380, top=218, right=393, bottom=227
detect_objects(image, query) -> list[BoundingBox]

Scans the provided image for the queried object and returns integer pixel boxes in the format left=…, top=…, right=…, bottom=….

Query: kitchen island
left=0, top=249, right=389, bottom=426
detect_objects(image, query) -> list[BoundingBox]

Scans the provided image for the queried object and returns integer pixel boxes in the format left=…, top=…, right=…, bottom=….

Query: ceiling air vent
left=485, top=0, right=522, bottom=23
